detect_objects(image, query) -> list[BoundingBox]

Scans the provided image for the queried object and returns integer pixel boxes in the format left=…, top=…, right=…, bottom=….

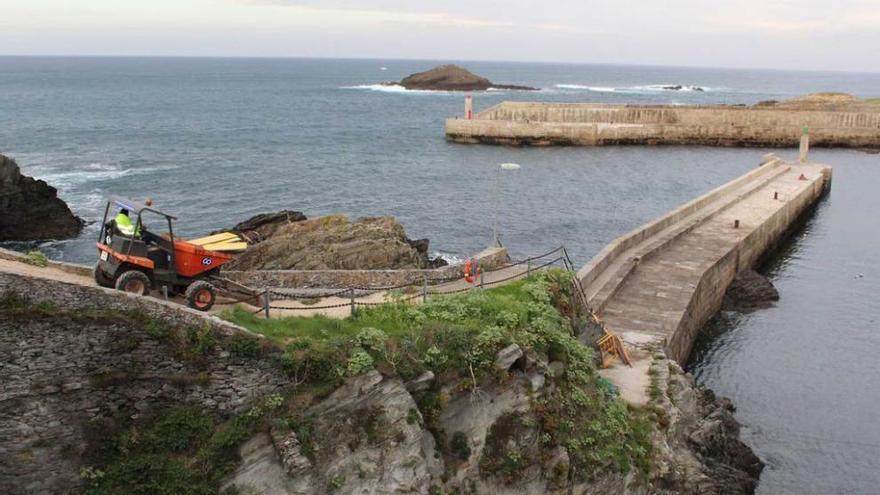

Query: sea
left=1, top=56, right=878, bottom=494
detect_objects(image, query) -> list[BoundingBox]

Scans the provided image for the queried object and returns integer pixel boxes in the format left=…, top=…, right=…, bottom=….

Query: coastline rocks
left=722, top=269, right=779, bottom=312
left=758, top=92, right=880, bottom=111
left=0, top=154, right=83, bottom=241
left=223, top=210, right=307, bottom=244
left=393, top=64, right=536, bottom=91
left=226, top=213, right=445, bottom=270
left=224, top=371, right=442, bottom=495
left=661, top=85, right=705, bottom=92
left=649, top=355, right=763, bottom=494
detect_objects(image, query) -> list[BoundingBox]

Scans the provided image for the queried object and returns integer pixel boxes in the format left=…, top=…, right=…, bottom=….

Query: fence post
left=162, top=285, right=168, bottom=301
left=349, top=288, right=356, bottom=316
left=479, top=269, right=485, bottom=289
left=263, top=288, right=270, bottom=319
left=422, top=275, right=428, bottom=303
left=527, top=257, right=531, bottom=277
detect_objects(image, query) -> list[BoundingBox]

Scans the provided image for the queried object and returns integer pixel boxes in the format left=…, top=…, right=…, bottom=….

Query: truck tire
left=186, top=281, right=216, bottom=312
left=94, top=264, right=114, bottom=288
left=115, top=270, right=150, bottom=296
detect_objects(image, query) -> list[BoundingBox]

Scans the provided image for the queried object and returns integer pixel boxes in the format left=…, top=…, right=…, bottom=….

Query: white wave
left=38, top=169, right=132, bottom=188
left=553, top=83, right=726, bottom=94
left=83, top=161, right=121, bottom=171
left=433, top=251, right=465, bottom=266
left=631, top=84, right=722, bottom=92
left=555, top=84, right=617, bottom=92
left=340, top=84, right=449, bottom=95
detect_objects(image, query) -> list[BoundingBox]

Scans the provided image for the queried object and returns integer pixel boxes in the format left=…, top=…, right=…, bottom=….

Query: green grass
left=220, top=278, right=534, bottom=346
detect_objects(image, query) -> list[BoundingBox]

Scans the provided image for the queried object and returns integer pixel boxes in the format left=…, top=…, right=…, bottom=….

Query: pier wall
left=577, top=155, right=832, bottom=363
left=446, top=102, right=880, bottom=147
left=666, top=166, right=830, bottom=361
left=576, top=155, right=784, bottom=298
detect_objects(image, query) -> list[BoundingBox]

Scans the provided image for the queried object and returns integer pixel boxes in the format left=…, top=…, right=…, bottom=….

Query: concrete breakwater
left=579, top=154, right=832, bottom=367
left=446, top=101, right=880, bottom=147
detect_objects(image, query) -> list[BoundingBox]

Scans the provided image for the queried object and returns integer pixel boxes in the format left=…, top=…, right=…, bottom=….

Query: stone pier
left=576, top=154, right=831, bottom=402
left=446, top=101, right=880, bottom=148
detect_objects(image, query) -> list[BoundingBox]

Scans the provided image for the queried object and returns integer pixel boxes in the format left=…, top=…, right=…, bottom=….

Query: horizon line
left=1, top=53, right=878, bottom=76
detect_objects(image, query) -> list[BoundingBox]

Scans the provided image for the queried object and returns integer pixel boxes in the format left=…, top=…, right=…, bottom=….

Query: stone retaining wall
left=223, top=246, right=509, bottom=289
left=0, top=272, right=287, bottom=495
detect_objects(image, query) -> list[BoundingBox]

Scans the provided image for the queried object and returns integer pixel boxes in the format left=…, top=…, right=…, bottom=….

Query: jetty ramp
left=578, top=154, right=831, bottom=402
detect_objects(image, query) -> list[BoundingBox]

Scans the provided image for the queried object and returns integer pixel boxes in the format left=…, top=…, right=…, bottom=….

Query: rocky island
left=0, top=154, right=83, bottom=242
left=389, top=64, right=537, bottom=91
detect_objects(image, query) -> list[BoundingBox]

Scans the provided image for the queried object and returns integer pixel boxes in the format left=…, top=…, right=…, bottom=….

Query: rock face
left=0, top=154, right=83, bottom=241
left=224, top=346, right=762, bottom=495
left=227, top=213, right=445, bottom=271
left=223, top=371, right=443, bottom=495
left=396, top=64, right=536, bottom=91
left=722, top=269, right=779, bottom=312
left=648, top=354, right=763, bottom=494
left=0, top=272, right=286, bottom=494
left=225, top=209, right=307, bottom=243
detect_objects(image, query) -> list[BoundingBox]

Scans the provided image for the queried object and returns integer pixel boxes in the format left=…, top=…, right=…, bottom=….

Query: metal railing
left=212, top=246, right=571, bottom=318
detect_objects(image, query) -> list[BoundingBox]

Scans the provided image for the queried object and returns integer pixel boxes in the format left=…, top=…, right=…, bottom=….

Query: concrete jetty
left=446, top=100, right=880, bottom=148
left=577, top=153, right=830, bottom=402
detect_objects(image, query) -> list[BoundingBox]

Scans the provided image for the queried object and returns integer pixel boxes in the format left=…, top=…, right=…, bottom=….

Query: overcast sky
left=1, top=0, right=878, bottom=72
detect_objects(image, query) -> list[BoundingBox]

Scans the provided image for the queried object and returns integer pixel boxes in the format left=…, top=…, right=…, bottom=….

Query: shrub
left=450, top=431, right=471, bottom=461
left=24, top=250, right=48, bottom=267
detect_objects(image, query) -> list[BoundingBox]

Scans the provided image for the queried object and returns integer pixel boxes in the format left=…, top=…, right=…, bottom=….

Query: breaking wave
left=340, top=84, right=450, bottom=95
left=554, top=83, right=724, bottom=93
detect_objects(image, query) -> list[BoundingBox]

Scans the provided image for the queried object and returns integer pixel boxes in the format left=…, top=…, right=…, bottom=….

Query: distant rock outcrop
left=226, top=212, right=445, bottom=271
left=0, top=154, right=83, bottom=242
left=757, top=92, right=879, bottom=111
left=394, top=64, right=536, bottom=91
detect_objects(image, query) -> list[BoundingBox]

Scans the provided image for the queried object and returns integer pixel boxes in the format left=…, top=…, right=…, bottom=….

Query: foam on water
left=553, top=83, right=728, bottom=94
left=340, top=84, right=451, bottom=95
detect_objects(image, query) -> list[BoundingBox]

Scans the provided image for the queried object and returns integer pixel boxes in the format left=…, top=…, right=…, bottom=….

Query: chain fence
left=210, top=246, right=578, bottom=318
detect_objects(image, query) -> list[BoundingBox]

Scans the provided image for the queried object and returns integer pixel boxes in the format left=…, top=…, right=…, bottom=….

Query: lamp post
left=493, top=162, right=520, bottom=247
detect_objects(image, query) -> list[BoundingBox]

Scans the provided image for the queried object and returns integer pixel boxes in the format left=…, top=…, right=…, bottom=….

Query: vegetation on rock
left=223, top=270, right=652, bottom=482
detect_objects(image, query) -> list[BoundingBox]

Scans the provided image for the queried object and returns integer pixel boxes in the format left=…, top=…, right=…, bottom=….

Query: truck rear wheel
left=186, top=281, right=216, bottom=312
left=115, top=270, right=150, bottom=296
left=94, top=264, right=114, bottom=288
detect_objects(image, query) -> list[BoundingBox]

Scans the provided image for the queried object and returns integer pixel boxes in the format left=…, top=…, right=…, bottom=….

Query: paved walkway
left=234, top=263, right=531, bottom=319
left=0, top=251, right=534, bottom=320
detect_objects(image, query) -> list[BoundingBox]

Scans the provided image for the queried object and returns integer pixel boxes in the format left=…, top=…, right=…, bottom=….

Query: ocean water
left=1, top=57, right=879, bottom=493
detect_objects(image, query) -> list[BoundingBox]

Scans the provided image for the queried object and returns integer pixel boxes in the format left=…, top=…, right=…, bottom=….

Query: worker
left=114, top=208, right=140, bottom=237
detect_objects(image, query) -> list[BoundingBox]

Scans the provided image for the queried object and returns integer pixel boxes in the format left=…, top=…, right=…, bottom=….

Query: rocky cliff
left=221, top=353, right=761, bottom=495
left=393, top=65, right=536, bottom=91
left=0, top=268, right=761, bottom=495
left=0, top=271, right=286, bottom=494
left=0, top=154, right=83, bottom=242
left=226, top=212, right=445, bottom=271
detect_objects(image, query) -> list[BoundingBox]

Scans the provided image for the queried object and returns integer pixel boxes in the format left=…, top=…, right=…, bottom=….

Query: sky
left=1, top=0, right=878, bottom=72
